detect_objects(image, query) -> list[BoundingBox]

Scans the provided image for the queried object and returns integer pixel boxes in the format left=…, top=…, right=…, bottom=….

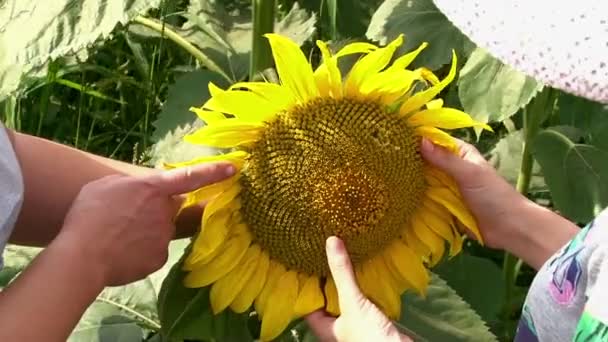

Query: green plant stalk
left=250, top=0, right=276, bottom=80
left=502, top=87, right=552, bottom=326
left=132, top=16, right=230, bottom=82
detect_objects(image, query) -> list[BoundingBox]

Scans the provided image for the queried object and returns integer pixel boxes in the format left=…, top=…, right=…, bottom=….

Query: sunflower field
left=1, top=0, right=607, bottom=341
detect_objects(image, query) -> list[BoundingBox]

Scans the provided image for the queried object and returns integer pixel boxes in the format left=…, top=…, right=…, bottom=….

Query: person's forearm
left=0, top=234, right=104, bottom=341
left=8, top=130, right=200, bottom=245
left=503, top=199, right=579, bottom=270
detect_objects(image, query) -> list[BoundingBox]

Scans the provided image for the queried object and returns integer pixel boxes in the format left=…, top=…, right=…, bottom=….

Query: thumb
left=144, top=162, right=235, bottom=196
left=420, top=138, right=475, bottom=183
left=326, top=236, right=365, bottom=311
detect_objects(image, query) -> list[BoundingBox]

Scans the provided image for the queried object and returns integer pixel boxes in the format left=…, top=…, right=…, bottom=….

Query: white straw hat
left=432, top=0, right=608, bottom=104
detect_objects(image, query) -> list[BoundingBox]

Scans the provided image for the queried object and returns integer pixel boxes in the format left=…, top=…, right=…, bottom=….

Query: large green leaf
left=151, top=70, right=228, bottom=142
left=398, top=273, right=497, bottom=342
left=458, top=48, right=543, bottom=124
left=366, top=0, right=473, bottom=70
left=70, top=239, right=190, bottom=341
left=157, top=242, right=253, bottom=342
left=557, top=92, right=608, bottom=151
left=0, top=0, right=162, bottom=101
left=487, top=130, right=546, bottom=192
left=532, top=128, right=608, bottom=222
left=434, top=254, right=504, bottom=325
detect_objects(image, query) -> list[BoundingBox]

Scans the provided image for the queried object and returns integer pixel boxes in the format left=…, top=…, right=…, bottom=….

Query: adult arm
left=5, top=129, right=205, bottom=246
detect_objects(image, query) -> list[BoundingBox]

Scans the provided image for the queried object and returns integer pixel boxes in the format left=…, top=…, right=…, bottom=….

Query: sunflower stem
left=132, top=16, right=231, bottom=82
left=502, top=87, right=553, bottom=333
left=250, top=0, right=276, bottom=81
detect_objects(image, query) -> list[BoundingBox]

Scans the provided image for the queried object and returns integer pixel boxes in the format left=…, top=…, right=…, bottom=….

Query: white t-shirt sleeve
left=0, top=124, right=24, bottom=268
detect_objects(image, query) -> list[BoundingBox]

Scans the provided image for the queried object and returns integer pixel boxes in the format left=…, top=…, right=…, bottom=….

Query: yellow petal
left=227, top=81, right=296, bottom=111
left=335, top=42, right=378, bottom=57
left=189, top=209, right=231, bottom=264
left=164, top=150, right=248, bottom=170
left=408, top=108, right=492, bottom=131
left=403, top=225, right=431, bottom=261
left=314, top=40, right=343, bottom=98
left=184, top=120, right=264, bottom=148
left=426, top=99, right=443, bottom=109
left=201, top=183, right=240, bottom=228
left=293, top=275, right=325, bottom=318
left=419, top=207, right=455, bottom=243
left=345, top=35, right=404, bottom=97
left=324, top=277, right=340, bottom=316
left=230, top=251, right=270, bottom=313
left=384, top=240, right=430, bottom=296
left=419, top=67, right=440, bottom=85
left=260, top=270, right=299, bottom=341
left=425, top=167, right=460, bottom=195
left=357, top=259, right=401, bottom=319
left=392, top=42, right=428, bottom=69
left=210, top=245, right=262, bottom=313
left=189, top=107, right=225, bottom=124
left=358, top=68, right=421, bottom=103
left=180, top=176, right=240, bottom=210
left=204, top=83, right=284, bottom=122
left=254, top=260, right=286, bottom=317
left=183, top=221, right=248, bottom=270
left=415, top=126, right=458, bottom=152
left=265, top=34, right=318, bottom=103
left=400, top=50, right=458, bottom=116
left=426, top=187, right=483, bottom=243
left=412, top=215, right=445, bottom=265
left=449, top=226, right=464, bottom=256
left=183, top=229, right=251, bottom=287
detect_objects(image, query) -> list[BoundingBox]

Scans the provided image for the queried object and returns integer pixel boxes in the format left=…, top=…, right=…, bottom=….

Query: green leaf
left=0, top=0, right=162, bottom=101
left=487, top=130, right=546, bottom=192
left=70, top=239, right=190, bottom=341
left=366, top=0, right=473, bottom=70
left=176, top=0, right=316, bottom=82
left=557, top=92, right=608, bottom=151
left=0, top=245, right=40, bottom=288
left=151, top=70, right=228, bottom=142
left=398, top=273, right=497, bottom=342
left=458, top=48, right=543, bottom=124
left=434, top=254, right=504, bottom=325
left=157, top=243, right=253, bottom=342
left=532, top=129, right=608, bottom=222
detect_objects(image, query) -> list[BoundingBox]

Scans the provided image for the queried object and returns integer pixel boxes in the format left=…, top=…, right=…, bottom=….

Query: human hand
left=305, top=237, right=411, bottom=342
left=420, top=138, right=528, bottom=250
left=55, top=162, right=235, bottom=287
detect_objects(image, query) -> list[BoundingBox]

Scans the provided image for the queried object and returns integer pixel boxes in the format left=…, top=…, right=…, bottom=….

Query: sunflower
left=169, top=34, right=489, bottom=341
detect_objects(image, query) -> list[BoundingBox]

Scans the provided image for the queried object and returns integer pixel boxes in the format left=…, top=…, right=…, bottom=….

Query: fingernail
left=421, top=138, right=434, bottom=153
left=225, top=165, right=236, bottom=177
left=326, top=236, right=341, bottom=253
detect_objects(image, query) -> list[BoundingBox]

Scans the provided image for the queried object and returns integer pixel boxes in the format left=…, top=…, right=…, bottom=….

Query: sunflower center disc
left=239, top=98, right=426, bottom=276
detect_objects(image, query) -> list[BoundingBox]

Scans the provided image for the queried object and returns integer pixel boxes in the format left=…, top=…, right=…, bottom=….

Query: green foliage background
left=1, top=0, right=607, bottom=341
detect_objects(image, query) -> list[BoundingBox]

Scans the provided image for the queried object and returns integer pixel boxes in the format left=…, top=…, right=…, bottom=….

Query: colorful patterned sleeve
left=573, top=245, right=608, bottom=341
left=515, top=211, right=608, bottom=342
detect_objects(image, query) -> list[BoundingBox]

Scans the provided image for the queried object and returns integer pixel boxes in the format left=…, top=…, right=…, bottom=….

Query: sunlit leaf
left=458, top=48, right=543, bottom=125
left=366, top=0, right=473, bottom=70
left=0, top=0, right=162, bottom=101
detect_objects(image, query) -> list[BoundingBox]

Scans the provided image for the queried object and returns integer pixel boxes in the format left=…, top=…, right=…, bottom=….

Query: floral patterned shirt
left=515, top=210, right=608, bottom=341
